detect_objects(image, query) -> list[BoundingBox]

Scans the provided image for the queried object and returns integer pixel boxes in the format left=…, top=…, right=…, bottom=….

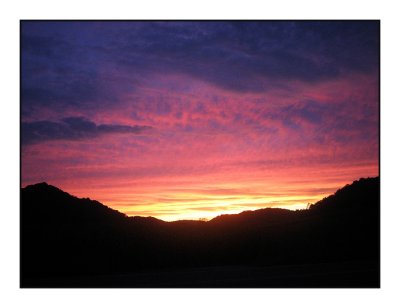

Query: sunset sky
left=21, top=21, right=379, bottom=221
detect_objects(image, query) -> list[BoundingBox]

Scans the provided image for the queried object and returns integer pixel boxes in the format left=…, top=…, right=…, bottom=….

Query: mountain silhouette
left=21, top=177, right=380, bottom=287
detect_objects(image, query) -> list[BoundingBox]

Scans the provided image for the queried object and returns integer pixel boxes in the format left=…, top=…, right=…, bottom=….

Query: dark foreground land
left=21, top=177, right=380, bottom=288
left=23, top=260, right=378, bottom=288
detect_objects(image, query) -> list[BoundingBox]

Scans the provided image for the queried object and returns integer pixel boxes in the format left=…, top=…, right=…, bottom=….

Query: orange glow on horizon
left=45, top=160, right=378, bottom=222
left=107, top=196, right=321, bottom=222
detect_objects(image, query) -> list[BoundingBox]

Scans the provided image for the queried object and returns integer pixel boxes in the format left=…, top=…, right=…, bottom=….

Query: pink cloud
left=21, top=71, right=378, bottom=221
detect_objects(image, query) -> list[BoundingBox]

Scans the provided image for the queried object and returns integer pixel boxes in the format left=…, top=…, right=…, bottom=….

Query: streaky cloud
left=22, top=117, right=152, bottom=145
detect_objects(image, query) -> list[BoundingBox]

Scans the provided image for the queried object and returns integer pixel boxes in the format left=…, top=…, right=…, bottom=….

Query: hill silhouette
left=21, top=177, right=379, bottom=287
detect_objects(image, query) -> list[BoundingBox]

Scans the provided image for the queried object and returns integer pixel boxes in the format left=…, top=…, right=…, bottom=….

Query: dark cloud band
left=22, top=117, right=152, bottom=145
